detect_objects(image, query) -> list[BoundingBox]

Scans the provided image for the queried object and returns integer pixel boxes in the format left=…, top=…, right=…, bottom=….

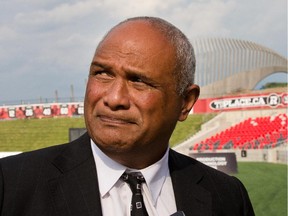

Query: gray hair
left=99, top=16, right=196, bottom=96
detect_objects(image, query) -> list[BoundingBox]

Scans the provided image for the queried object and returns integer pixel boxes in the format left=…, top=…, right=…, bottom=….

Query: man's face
left=84, top=21, right=193, bottom=161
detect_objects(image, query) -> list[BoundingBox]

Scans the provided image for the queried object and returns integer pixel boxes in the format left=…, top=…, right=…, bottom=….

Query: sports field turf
left=0, top=114, right=215, bottom=151
left=235, top=162, right=287, bottom=216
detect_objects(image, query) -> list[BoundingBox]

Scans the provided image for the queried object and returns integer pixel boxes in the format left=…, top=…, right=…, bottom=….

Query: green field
left=0, top=115, right=287, bottom=216
left=0, top=117, right=86, bottom=151
left=0, top=114, right=215, bottom=151
left=235, top=162, right=287, bottom=216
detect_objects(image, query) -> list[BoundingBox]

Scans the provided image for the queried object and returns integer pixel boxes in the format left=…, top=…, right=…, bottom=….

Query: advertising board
left=189, top=152, right=238, bottom=174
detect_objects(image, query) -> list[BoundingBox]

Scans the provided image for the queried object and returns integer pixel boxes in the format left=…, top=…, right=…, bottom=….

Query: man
left=0, top=17, right=254, bottom=216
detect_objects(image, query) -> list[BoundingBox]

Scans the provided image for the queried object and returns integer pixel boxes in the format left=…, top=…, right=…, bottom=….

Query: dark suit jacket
left=0, top=133, right=254, bottom=216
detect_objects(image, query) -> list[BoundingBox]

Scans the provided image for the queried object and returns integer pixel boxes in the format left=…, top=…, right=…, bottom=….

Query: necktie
left=121, top=172, right=149, bottom=216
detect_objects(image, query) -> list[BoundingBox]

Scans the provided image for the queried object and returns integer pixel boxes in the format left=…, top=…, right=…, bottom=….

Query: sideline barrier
left=0, top=102, right=84, bottom=120
left=1, top=92, right=286, bottom=120
left=194, top=92, right=287, bottom=113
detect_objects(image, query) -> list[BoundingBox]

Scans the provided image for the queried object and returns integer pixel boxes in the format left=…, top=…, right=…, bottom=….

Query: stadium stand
left=192, top=113, right=287, bottom=151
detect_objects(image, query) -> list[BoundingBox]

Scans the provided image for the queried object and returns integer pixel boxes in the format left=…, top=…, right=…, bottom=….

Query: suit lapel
left=49, top=133, right=102, bottom=216
left=169, top=150, right=212, bottom=216
left=47, top=136, right=212, bottom=216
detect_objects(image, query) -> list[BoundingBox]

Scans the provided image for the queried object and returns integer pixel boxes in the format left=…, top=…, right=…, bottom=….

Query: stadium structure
left=0, top=37, right=287, bottom=172
left=191, top=37, right=287, bottom=98
left=174, top=37, right=287, bottom=171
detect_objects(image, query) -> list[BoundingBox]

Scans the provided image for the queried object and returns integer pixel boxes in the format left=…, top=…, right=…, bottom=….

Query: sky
left=0, top=0, right=287, bottom=104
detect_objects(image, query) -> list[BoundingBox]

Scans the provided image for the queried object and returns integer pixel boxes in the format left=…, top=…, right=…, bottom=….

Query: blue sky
left=0, top=0, right=287, bottom=104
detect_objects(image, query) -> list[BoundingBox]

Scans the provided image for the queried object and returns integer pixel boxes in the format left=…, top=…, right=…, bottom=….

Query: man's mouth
left=98, top=115, right=135, bottom=125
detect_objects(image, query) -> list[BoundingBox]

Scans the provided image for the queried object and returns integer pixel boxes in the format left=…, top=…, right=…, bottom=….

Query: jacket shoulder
left=169, top=149, right=254, bottom=215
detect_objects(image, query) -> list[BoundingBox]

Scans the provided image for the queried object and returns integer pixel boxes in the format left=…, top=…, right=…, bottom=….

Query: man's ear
left=178, top=84, right=200, bottom=121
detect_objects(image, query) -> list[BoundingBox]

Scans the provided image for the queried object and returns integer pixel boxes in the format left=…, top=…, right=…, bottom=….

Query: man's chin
left=94, top=136, right=136, bottom=151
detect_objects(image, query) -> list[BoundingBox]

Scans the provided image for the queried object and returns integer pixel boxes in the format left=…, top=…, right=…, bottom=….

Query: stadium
left=0, top=37, right=287, bottom=215
left=175, top=37, right=287, bottom=165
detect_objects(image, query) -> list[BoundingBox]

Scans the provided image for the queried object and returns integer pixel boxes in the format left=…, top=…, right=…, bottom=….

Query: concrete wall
left=176, top=144, right=287, bottom=165
left=221, top=145, right=287, bottom=164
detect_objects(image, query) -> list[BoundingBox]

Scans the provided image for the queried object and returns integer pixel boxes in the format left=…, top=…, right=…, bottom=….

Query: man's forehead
left=93, top=19, right=177, bottom=71
left=98, top=20, right=168, bottom=48
left=110, top=20, right=155, bottom=35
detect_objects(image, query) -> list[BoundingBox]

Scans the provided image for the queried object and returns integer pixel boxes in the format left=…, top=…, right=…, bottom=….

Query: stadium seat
left=193, top=113, right=287, bottom=151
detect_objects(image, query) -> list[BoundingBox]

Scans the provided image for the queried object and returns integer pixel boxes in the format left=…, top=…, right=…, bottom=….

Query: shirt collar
left=90, top=140, right=170, bottom=205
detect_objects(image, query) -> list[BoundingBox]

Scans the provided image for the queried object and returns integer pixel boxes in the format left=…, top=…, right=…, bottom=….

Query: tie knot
left=121, top=172, right=145, bottom=193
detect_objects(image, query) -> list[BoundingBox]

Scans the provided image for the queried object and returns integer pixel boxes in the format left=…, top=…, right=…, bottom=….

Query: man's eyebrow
left=90, top=61, right=158, bottom=84
left=126, top=69, right=150, bottom=80
left=126, top=69, right=161, bottom=86
left=90, top=61, right=111, bottom=70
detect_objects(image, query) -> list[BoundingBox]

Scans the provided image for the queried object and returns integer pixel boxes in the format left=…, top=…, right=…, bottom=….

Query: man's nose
left=103, top=79, right=130, bottom=110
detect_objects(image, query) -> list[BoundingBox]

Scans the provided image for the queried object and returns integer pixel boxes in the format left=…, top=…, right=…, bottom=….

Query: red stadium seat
left=192, top=113, right=287, bottom=150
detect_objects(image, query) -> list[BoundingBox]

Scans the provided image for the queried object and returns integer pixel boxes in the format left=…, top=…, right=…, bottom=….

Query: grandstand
left=192, top=113, right=287, bottom=150
left=174, top=107, right=287, bottom=164
left=172, top=37, right=288, bottom=165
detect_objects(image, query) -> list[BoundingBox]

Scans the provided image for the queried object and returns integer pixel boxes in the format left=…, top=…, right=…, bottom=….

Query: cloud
left=223, top=0, right=287, bottom=56
left=7, top=0, right=242, bottom=40
left=0, top=0, right=286, bottom=102
left=14, top=0, right=102, bottom=26
left=0, top=26, right=17, bottom=42
left=100, top=0, right=172, bottom=17
left=167, top=0, right=237, bottom=37
left=87, top=0, right=236, bottom=38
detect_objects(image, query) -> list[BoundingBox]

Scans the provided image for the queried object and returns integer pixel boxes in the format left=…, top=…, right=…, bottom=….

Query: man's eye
left=93, top=71, right=107, bottom=76
left=91, top=71, right=113, bottom=80
left=131, top=77, right=144, bottom=83
left=129, top=76, right=156, bottom=89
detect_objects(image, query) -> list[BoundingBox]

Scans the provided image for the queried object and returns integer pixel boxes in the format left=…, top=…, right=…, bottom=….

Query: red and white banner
left=1, top=92, right=287, bottom=119
left=193, top=92, right=288, bottom=113
left=0, top=102, right=84, bottom=120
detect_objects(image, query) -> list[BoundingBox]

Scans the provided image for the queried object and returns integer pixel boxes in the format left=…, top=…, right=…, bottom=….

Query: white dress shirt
left=90, top=140, right=177, bottom=216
